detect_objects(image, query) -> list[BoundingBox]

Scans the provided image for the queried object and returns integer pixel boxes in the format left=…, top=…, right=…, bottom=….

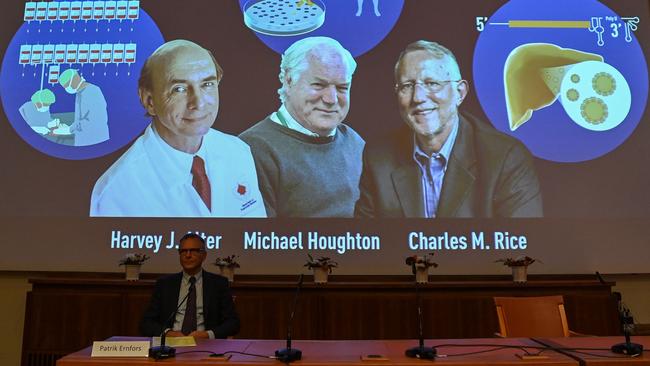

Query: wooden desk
left=24, top=276, right=620, bottom=366
left=57, top=337, right=579, bottom=366
left=534, top=336, right=650, bottom=365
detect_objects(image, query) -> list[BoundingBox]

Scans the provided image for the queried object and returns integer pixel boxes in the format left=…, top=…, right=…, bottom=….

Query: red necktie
left=191, top=156, right=211, bottom=211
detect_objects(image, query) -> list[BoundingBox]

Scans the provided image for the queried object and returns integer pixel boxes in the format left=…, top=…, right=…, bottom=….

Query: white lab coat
left=90, top=124, right=267, bottom=217
left=70, top=84, right=109, bottom=146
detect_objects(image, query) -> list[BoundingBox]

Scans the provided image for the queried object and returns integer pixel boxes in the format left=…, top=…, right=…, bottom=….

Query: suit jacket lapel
left=165, top=273, right=183, bottom=328
left=201, top=270, right=211, bottom=321
left=391, top=129, right=425, bottom=217
left=438, top=117, right=477, bottom=217
left=171, top=272, right=183, bottom=302
left=392, top=165, right=424, bottom=217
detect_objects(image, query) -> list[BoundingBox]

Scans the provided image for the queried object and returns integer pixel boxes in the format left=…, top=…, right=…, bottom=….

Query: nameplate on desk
left=361, top=354, right=389, bottom=361
left=516, top=354, right=549, bottom=360
left=91, top=341, right=150, bottom=357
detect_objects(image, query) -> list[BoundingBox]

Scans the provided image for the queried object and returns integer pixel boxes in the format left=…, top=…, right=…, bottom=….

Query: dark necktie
left=181, top=276, right=197, bottom=335
left=191, top=156, right=211, bottom=211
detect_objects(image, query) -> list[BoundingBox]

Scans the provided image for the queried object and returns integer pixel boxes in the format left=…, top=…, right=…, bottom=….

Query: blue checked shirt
left=412, top=122, right=459, bottom=218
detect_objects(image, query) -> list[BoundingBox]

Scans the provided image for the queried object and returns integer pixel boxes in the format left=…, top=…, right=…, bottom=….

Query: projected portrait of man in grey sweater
left=240, top=37, right=364, bottom=218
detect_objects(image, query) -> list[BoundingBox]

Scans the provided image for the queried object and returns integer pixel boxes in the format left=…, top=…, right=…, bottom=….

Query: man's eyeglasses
left=178, top=248, right=205, bottom=255
left=395, top=80, right=459, bottom=95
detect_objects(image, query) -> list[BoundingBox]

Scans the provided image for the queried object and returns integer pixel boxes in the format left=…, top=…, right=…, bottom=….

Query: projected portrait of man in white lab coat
left=89, top=40, right=266, bottom=218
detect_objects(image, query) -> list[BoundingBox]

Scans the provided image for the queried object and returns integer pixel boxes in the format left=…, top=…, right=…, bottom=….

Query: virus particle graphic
left=581, top=97, right=608, bottom=125
left=592, top=72, right=616, bottom=96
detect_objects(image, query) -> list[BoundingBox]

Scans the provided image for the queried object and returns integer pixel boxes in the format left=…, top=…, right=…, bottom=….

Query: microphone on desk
left=404, top=259, right=436, bottom=360
left=611, top=299, right=643, bottom=356
left=275, top=274, right=304, bottom=363
left=148, top=284, right=195, bottom=360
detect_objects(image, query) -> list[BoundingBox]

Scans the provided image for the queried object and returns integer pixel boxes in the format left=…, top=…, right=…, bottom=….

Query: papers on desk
left=152, top=336, right=197, bottom=347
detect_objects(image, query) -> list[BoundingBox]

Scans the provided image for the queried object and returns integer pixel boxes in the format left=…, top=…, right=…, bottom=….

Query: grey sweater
left=240, top=117, right=365, bottom=217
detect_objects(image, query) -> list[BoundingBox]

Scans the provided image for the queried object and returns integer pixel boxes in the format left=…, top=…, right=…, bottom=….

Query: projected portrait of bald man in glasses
left=355, top=40, right=543, bottom=218
left=90, top=40, right=266, bottom=217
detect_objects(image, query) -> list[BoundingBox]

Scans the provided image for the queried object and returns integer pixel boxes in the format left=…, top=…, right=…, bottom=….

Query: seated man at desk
left=140, top=233, right=239, bottom=339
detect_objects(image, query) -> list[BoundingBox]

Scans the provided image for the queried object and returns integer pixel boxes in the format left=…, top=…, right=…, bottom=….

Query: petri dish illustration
left=243, top=0, right=326, bottom=36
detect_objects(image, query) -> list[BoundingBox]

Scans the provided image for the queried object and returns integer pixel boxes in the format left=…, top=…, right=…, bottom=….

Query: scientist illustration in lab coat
left=90, top=39, right=266, bottom=217
left=58, top=69, right=109, bottom=146
left=19, top=89, right=57, bottom=129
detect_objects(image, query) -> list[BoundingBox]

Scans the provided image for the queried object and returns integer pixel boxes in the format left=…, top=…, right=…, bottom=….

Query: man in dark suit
left=140, top=233, right=239, bottom=339
left=355, top=40, right=542, bottom=218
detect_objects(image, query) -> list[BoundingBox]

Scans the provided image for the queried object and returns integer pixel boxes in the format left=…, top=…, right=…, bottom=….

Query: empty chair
left=494, top=295, right=577, bottom=337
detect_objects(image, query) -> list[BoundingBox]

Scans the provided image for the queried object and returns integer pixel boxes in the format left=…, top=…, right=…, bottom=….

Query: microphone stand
left=405, top=272, right=436, bottom=359
left=275, top=274, right=304, bottom=362
left=149, top=285, right=194, bottom=359
left=611, top=306, right=643, bottom=356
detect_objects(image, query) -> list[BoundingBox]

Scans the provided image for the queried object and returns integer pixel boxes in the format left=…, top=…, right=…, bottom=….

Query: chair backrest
left=494, top=295, right=570, bottom=337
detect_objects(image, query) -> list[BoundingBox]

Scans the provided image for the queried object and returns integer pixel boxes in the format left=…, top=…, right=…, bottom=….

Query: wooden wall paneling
left=318, top=288, right=416, bottom=339
left=563, top=293, right=619, bottom=335
left=234, top=287, right=323, bottom=340
left=21, top=276, right=621, bottom=366
left=121, top=292, right=153, bottom=336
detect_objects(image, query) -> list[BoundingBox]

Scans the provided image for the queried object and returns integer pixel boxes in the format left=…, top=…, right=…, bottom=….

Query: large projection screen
left=1, top=0, right=649, bottom=275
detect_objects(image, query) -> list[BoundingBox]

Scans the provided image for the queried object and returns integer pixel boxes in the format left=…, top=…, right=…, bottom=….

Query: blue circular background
left=238, top=0, right=404, bottom=56
left=0, top=11, right=164, bottom=160
left=473, top=0, right=648, bottom=163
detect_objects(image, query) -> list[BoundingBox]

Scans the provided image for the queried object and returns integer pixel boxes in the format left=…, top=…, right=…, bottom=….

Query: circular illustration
left=243, top=0, right=326, bottom=36
left=239, top=0, right=404, bottom=57
left=0, top=4, right=164, bottom=160
left=559, top=60, right=630, bottom=131
left=473, top=0, right=648, bottom=163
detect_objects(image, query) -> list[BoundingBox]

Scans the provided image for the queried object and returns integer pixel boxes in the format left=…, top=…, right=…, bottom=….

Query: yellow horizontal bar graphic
left=508, top=20, right=591, bottom=29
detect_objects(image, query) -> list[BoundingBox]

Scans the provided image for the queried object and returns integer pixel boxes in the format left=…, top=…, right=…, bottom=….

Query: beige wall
left=0, top=274, right=32, bottom=366
left=1, top=272, right=648, bottom=366
left=609, top=274, right=650, bottom=323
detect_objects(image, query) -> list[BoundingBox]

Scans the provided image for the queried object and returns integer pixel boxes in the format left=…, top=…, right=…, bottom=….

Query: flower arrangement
left=495, top=256, right=539, bottom=267
left=497, top=256, right=540, bottom=283
left=406, top=253, right=438, bottom=283
left=214, top=255, right=241, bottom=269
left=214, top=255, right=239, bottom=282
left=118, top=253, right=150, bottom=266
left=304, top=254, right=338, bottom=273
left=405, top=253, right=438, bottom=271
